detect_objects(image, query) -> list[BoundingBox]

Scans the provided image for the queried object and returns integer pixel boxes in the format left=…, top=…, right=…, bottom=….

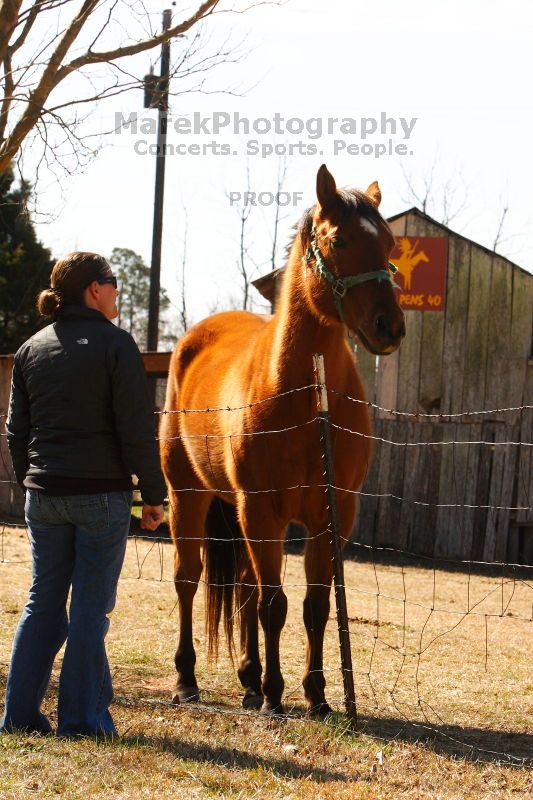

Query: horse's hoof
left=174, top=686, right=200, bottom=704
left=260, top=700, right=285, bottom=717
left=242, top=690, right=263, bottom=711
left=307, top=702, right=333, bottom=719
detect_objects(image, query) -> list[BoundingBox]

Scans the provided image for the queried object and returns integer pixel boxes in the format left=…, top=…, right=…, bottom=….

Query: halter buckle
left=332, top=279, right=347, bottom=299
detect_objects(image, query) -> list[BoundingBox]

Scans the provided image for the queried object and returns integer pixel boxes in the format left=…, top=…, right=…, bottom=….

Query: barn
left=253, top=207, right=533, bottom=565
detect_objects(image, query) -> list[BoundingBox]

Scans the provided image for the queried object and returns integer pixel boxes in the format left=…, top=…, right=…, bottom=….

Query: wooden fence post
left=312, top=353, right=357, bottom=725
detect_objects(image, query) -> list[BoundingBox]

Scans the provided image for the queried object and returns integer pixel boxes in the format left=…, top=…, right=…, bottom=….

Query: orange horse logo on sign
left=390, top=236, right=448, bottom=311
left=394, top=238, right=429, bottom=289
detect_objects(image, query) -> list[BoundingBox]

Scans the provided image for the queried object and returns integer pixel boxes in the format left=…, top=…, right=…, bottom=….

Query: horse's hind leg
left=168, top=488, right=212, bottom=704
left=237, top=561, right=262, bottom=710
left=302, top=531, right=334, bottom=717
left=240, top=503, right=287, bottom=715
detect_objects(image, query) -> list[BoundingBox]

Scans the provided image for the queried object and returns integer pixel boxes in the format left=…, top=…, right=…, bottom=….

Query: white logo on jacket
left=76, top=338, right=88, bottom=344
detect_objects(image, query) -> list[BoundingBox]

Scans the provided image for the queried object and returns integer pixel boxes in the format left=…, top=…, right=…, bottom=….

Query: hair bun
left=36, top=288, right=62, bottom=317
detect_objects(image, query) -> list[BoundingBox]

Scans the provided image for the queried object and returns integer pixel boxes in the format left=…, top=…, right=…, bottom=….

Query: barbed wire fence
left=0, top=361, right=532, bottom=767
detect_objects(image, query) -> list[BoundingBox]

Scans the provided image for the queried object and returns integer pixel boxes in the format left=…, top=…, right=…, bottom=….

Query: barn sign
left=390, top=236, right=448, bottom=311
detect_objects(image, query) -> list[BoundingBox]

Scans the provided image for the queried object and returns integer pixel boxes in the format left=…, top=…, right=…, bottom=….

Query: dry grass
left=1, top=526, right=532, bottom=800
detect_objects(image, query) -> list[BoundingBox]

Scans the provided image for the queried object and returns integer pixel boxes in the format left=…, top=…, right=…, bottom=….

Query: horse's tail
left=204, top=497, right=247, bottom=663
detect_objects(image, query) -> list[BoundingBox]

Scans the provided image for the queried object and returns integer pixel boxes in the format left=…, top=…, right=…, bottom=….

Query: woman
left=1, top=252, right=166, bottom=737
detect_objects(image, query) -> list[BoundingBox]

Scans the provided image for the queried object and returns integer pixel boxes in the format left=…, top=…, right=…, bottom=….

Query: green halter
left=304, top=226, right=401, bottom=324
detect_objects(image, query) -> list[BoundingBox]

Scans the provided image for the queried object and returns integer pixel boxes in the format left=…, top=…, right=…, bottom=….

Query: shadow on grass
left=278, top=706, right=533, bottom=768
left=119, top=731, right=351, bottom=782
left=250, top=703, right=533, bottom=767
left=355, top=712, right=533, bottom=767
left=114, top=690, right=533, bottom=770
left=344, top=542, right=533, bottom=581
left=286, top=531, right=533, bottom=580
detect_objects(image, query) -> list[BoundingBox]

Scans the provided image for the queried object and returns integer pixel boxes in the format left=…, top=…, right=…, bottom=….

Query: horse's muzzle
left=374, top=313, right=406, bottom=346
left=357, top=313, right=405, bottom=355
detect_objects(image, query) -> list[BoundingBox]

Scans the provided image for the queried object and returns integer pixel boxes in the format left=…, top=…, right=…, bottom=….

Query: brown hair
left=36, top=252, right=111, bottom=318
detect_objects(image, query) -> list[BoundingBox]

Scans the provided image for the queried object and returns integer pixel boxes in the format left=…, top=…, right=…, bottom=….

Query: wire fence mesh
left=0, top=382, right=532, bottom=765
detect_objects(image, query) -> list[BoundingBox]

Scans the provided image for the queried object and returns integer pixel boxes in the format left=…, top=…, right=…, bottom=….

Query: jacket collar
left=56, top=304, right=113, bottom=324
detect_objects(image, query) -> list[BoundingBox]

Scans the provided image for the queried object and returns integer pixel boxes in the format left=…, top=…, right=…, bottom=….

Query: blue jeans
left=1, top=490, right=132, bottom=736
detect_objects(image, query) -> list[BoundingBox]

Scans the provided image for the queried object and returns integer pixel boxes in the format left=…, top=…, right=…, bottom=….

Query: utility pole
left=146, top=9, right=172, bottom=352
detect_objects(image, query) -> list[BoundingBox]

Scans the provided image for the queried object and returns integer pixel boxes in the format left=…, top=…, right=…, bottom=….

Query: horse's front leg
left=302, top=531, right=333, bottom=717
left=169, top=490, right=212, bottom=704
left=303, top=497, right=356, bottom=717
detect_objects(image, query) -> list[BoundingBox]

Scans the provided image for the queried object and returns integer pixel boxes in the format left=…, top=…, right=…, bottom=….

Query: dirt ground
left=1, top=526, right=532, bottom=799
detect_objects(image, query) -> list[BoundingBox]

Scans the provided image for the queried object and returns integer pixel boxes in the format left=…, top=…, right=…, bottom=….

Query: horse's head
left=301, top=164, right=405, bottom=355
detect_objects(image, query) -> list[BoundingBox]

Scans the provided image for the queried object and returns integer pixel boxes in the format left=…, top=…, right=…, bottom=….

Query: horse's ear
left=365, top=181, right=382, bottom=208
left=316, top=164, right=337, bottom=212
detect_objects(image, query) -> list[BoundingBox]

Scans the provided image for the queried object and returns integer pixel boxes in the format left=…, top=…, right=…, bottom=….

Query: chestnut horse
left=160, top=165, right=405, bottom=716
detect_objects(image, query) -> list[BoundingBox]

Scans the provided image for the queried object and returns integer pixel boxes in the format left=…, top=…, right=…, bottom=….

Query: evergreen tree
left=110, top=247, right=170, bottom=350
left=0, top=169, right=53, bottom=353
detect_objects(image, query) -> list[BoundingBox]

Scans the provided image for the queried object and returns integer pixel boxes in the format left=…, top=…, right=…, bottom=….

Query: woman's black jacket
left=6, top=305, right=167, bottom=506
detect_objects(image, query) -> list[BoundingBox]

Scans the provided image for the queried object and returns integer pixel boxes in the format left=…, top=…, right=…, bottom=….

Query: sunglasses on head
left=97, top=275, right=118, bottom=289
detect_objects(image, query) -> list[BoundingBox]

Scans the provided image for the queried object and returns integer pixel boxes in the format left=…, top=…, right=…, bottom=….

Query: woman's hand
left=141, top=504, right=164, bottom=531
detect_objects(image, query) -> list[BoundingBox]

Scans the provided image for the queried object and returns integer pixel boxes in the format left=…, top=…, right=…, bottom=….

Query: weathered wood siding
left=353, top=210, right=533, bottom=564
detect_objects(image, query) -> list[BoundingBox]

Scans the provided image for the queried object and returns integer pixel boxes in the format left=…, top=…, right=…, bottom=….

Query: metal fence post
left=313, top=353, right=357, bottom=725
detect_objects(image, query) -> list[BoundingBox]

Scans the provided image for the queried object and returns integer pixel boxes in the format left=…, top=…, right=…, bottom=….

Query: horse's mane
left=282, top=189, right=388, bottom=266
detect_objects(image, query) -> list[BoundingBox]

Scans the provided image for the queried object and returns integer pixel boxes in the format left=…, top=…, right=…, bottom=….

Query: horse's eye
left=331, top=236, right=346, bottom=249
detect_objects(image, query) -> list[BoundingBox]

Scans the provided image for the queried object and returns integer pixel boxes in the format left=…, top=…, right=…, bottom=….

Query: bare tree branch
left=0, top=0, right=23, bottom=63
left=269, top=152, right=288, bottom=272
left=85, top=0, right=119, bottom=54
left=401, top=155, right=438, bottom=214
left=0, top=52, right=14, bottom=140
left=237, top=195, right=253, bottom=310
left=9, top=0, right=41, bottom=55
left=57, top=0, right=220, bottom=77
left=493, top=202, right=509, bottom=252
left=0, top=0, right=100, bottom=172
left=0, top=0, right=273, bottom=178
left=178, top=208, right=189, bottom=334
left=401, top=153, right=468, bottom=226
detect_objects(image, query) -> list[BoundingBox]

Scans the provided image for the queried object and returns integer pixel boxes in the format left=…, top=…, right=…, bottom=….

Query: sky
left=27, top=0, right=533, bottom=331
